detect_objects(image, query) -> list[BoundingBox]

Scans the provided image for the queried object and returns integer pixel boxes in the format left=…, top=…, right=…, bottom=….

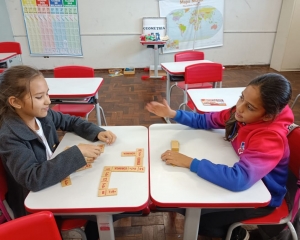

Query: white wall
left=5, top=0, right=283, bottom=70
left=0, top=1, right=14, bottom=42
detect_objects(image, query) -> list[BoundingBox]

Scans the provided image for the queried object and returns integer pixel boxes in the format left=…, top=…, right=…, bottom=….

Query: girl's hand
left=146, top=99, right=177, bottom=118
left=161, top=150, right=193, bottom=168
left=98, top=130, right=116, bottom=145
left=77, top=144, right=101, bottom=159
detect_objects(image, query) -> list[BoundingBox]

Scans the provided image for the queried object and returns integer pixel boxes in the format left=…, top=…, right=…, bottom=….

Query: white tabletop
left=187, top=87, right=245, bottom=112
left=149, top=124, right=271, bottom=208
left=0, top=52, right=17, bottom=62
left=161, top=60, right=213, bottom=75
left=45, top=77, right=103, bottom=99
left=25, top=126, right=149, bottom=214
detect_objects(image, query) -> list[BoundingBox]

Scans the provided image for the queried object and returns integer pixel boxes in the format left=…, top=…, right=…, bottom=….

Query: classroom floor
left=44, top=66, right=300, bottom=240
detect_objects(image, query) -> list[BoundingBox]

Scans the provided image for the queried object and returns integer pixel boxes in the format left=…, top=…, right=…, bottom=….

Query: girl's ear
left=8, top=96, right=22, bottom=109
left=262, top=114, right=273, bottom=122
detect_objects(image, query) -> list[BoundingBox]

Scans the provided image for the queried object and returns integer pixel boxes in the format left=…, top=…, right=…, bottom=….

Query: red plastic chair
left=0, top=159, right=13, bottom=223
left=169, top=51, right=205, bottom=105
left=0, top=211, right=62, bottom=240
left=178, top=62, right=223, bottom=110
left=0, top=42, right=22, bottom=68
left=225, top=125, right=300, bottom=240
left=51, top=65, right=107, bottom=125
left=0, top=158, right=88, bottom=239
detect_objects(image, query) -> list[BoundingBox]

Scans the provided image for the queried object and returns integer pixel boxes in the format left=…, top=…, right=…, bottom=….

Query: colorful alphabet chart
left=21, top=0, right=83, bottom=56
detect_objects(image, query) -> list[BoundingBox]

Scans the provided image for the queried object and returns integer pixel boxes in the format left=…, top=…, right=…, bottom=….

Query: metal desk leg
left=153, top=44, right=159, bottom=77
left=163, top=73, right=171, bottom=124
left=141, top=44, right=166, bottom=80
left=94, top=92, right=102, bottom=126
left=183, top=208, right=201, bottom=240
left=96, top=214, right=115, bottom=240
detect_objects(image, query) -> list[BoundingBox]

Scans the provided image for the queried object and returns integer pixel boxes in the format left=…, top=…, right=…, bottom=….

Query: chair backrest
left=174, top=50, right=204, bottom=62
left=0, top=159, right=12, bottom=223
left=184, top=63, right=223, bottom=85
left=0, top=211, right=62, bottom=240
left=54, top=65, right=94, bottom=78
left=287, top=126, right=300, bottom=178
left=0, top=42, right=22, bottom=54
left=0, top=159, right=7, bottom=202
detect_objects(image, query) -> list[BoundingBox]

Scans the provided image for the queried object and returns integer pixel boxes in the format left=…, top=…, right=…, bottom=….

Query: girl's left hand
left=98, top=131, right=116, bottom=145
left=161, top=150, right=193, bottom=168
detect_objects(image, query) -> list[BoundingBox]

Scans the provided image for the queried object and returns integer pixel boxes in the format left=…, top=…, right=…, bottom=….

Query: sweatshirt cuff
left=172, top=110, right=181, bottom=120
left=190, top=158, right=200, bottom=173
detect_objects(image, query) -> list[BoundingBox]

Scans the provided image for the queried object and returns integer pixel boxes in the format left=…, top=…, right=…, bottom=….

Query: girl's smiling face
left=235, top=85, right=272, bottom=124
left=16, top=75, right=51, bottom=119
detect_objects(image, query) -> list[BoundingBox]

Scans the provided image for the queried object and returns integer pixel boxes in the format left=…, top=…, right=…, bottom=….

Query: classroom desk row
left=25, top=124, right=271, bottom=240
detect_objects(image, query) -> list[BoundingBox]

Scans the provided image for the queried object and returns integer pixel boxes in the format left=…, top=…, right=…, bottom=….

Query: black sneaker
left=231, top=227, right=250, bottom=240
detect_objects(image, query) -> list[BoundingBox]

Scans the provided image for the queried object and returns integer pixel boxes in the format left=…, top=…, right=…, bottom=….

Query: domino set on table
left=60, top=146, right=145, bottom=197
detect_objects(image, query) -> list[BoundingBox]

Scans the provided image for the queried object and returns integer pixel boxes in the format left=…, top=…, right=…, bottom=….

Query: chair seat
left=52, top=104, right=95, bottom=117
left=177, top=82, right=213, bottom=89
left=242, top=200, right=289, bottom=224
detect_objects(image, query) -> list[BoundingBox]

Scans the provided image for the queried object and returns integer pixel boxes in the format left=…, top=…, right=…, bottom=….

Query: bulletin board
left=21, top=0, right=83, bottom=56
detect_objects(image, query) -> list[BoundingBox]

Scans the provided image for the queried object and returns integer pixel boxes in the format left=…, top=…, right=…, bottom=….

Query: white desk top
left=25, top=126, right=149, bottom=214
left=45, top=77, right=103, bottom=99
left=161, top=60, right=212, bottom=75
left=187, top=87, right=245, bottom=112
left=149, top=124, right=271, bottom=208
left=0, top=52, right=17, bottom=62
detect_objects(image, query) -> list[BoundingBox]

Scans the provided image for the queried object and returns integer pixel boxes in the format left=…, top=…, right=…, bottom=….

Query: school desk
left=0, top=52, right=18, bottom=68
left=149, top=124, right=271, bottom=240
left=46, top=77, right=104, bottom=126
left=140, top=41, right=167, bottom=80
left=25, top=126, right=149, bottom=240
left=160, top=60, right=214, bottom=123
left=187, top=87, right=245, bottom=112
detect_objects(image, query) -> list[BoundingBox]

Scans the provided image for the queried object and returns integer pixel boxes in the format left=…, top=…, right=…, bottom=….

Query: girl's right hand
left=145, top=99, right=177, bottom=118
left=77, top=144, right=101, bottom=159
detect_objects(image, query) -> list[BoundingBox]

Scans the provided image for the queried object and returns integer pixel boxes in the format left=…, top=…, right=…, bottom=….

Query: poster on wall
left=159, top=0, right=224, bottom=53
left=142, top=17, right=167, bottom=40
left=21, top=0, right=82, bottom=56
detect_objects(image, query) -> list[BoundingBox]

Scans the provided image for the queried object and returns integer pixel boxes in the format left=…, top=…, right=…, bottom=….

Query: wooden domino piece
left=121, top=151, right=136, bottom=157
left=99, top=182, right=109, bottom=190
left=134, top=156, right=143, bottom=166
left=61, top=176, right=72, bottom=187
left=76, top=163, right=92, bottom=172
left=111, top=166, right=129, bottom=172
left=85, top=157, right=95, bottom=163
left=101, top=170, right=111, bottom=178
left=171, top=140, right=179, bottom=152
left=136, top=148, right=144, bottom=158
left=98, top=189, right=106, bottom=197
left=98, top=144, right=105, bottom=153
left=106, top=188, right=118, bottom=196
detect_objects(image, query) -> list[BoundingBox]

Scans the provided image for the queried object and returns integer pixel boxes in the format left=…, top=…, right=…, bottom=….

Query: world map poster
left=21, top=0, right=82, bottom=56
left=159, top=0, right=224, bottom=53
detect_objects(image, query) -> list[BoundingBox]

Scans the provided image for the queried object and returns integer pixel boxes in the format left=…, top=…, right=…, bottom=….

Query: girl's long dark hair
left=0, top=65, right=42, bottom=127
left=224, top=73, right=292, bottom=141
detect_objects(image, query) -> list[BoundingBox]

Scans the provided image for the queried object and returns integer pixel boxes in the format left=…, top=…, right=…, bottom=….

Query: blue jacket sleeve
left=173, top=110, right=209, bottom=129
left=190, top=158, right=253, bottom=192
